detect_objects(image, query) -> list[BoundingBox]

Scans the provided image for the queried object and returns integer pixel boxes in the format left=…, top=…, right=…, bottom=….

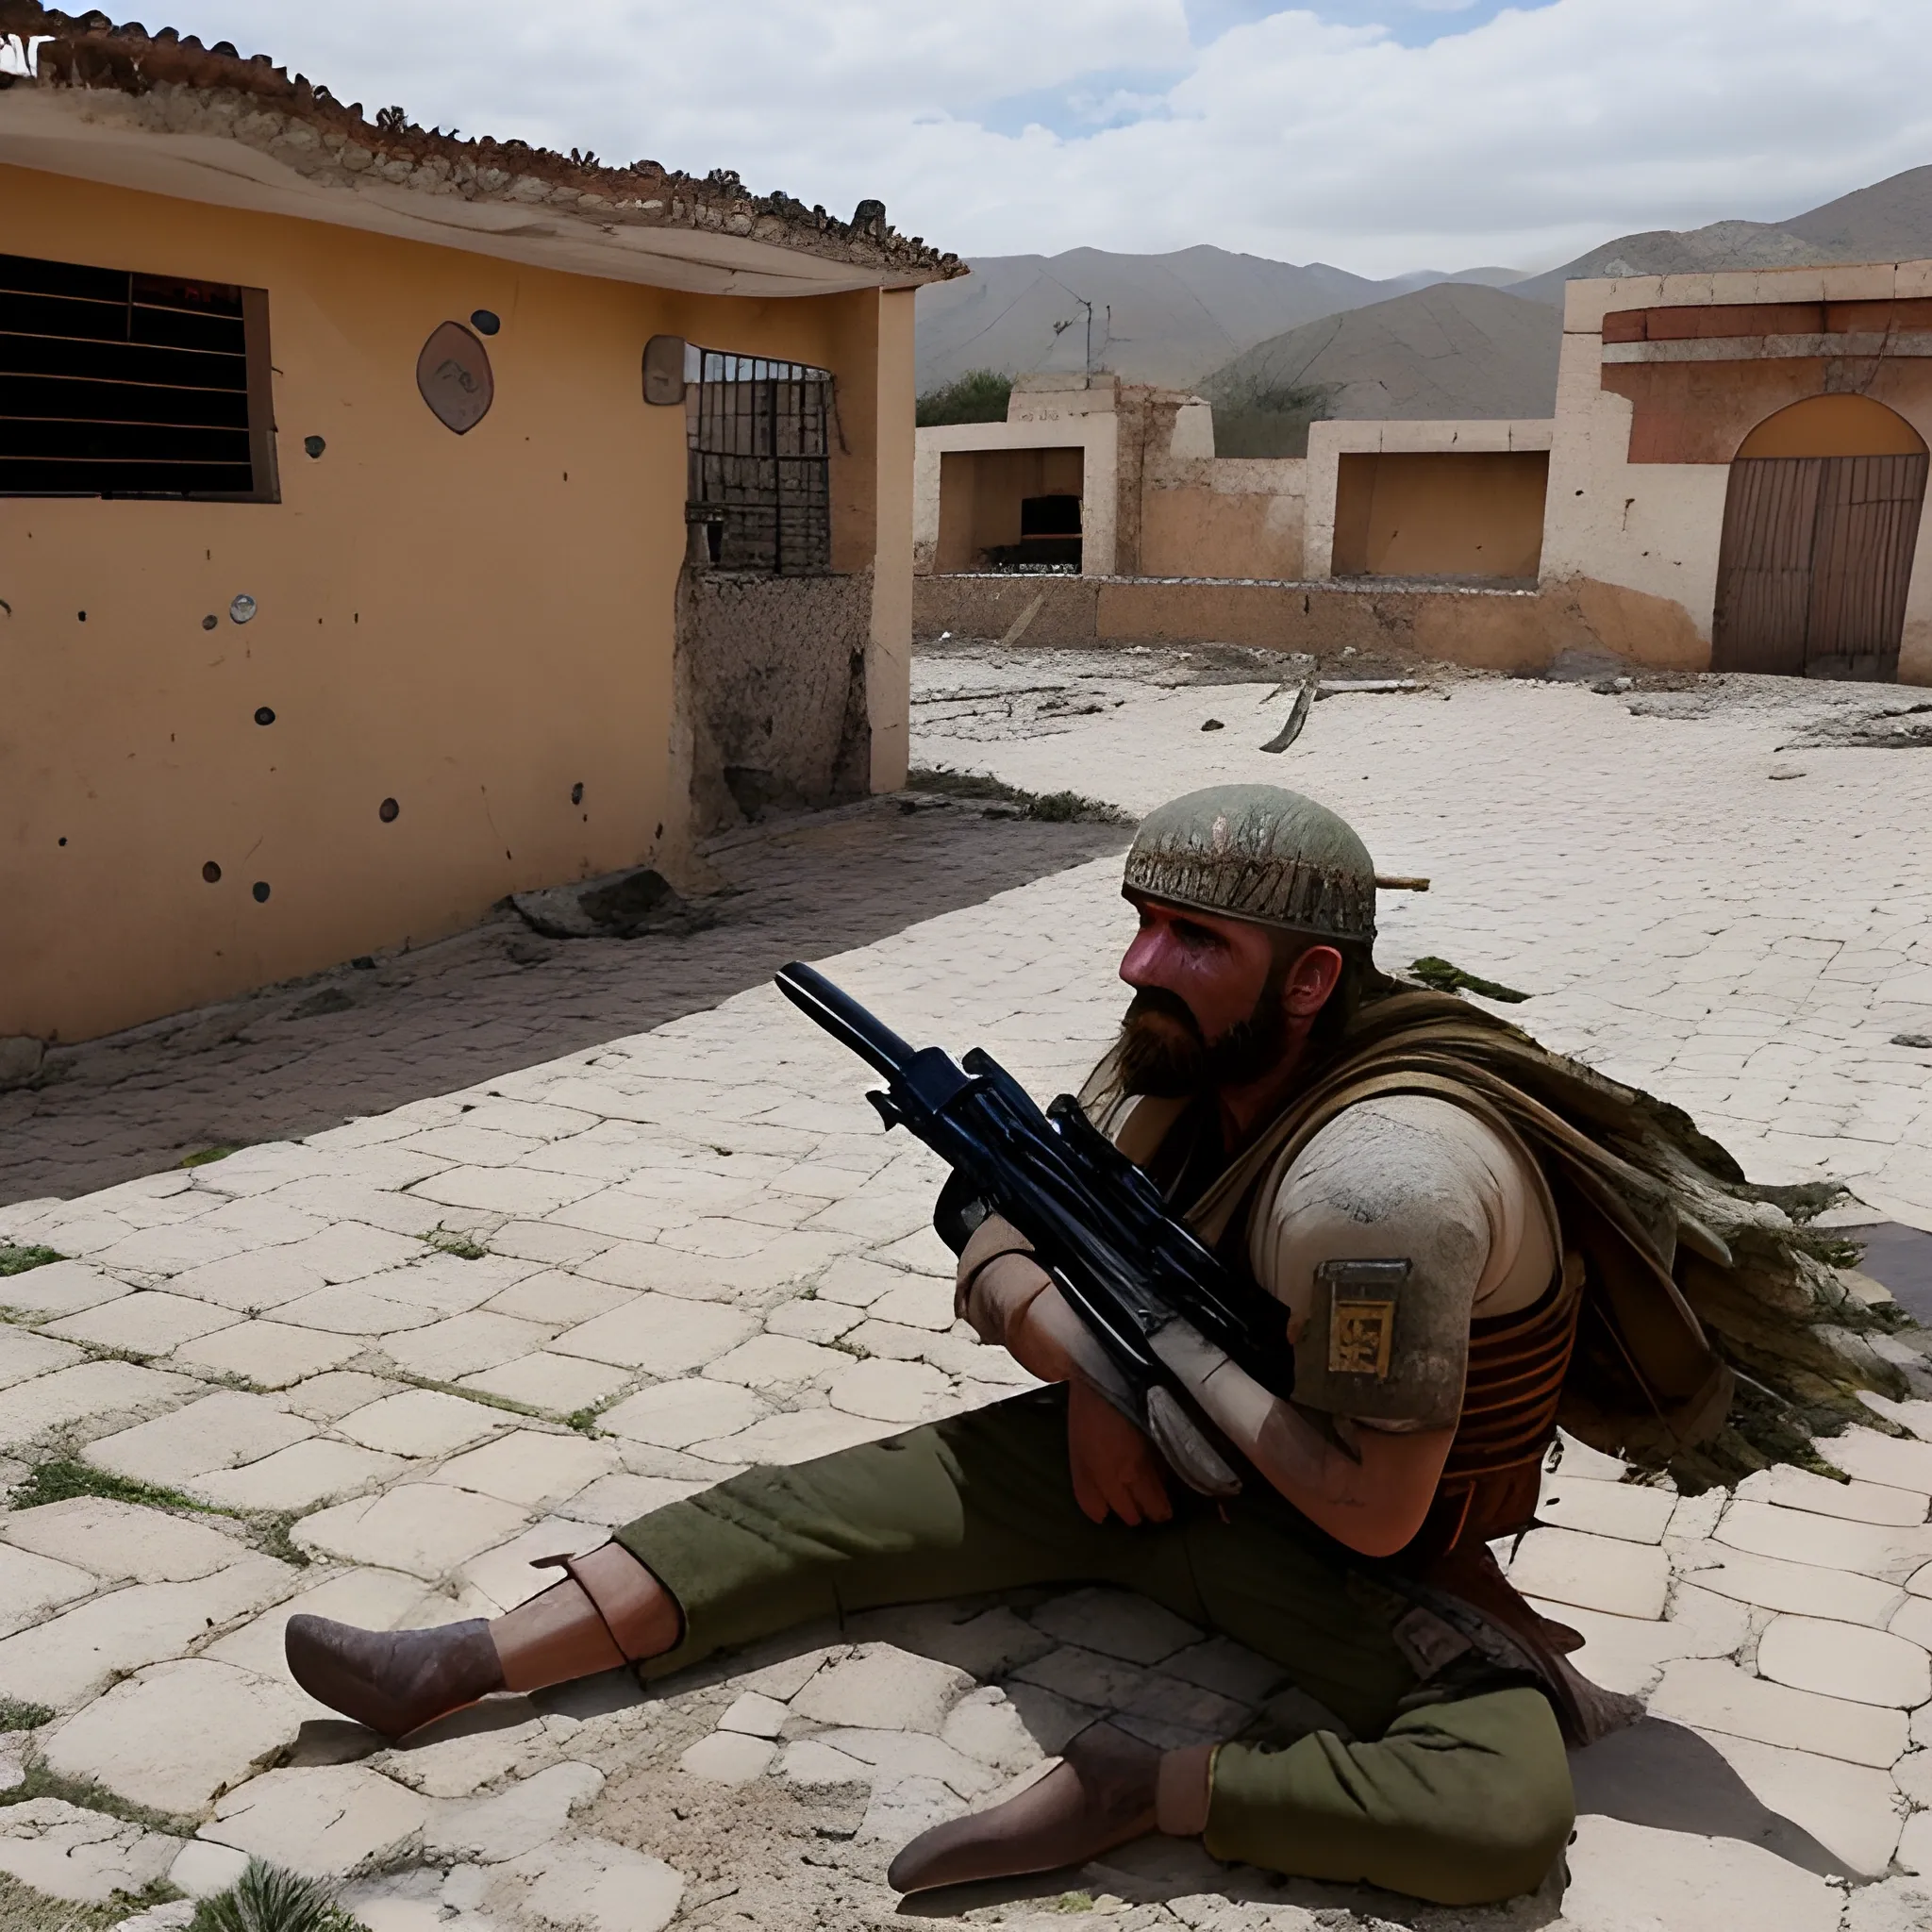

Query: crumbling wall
left=913, top=572, right=1709, bottom=675
left=671, top=569, right=873, bottom=839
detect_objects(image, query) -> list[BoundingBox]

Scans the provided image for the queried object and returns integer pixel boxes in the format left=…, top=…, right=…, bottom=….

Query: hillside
left=912, top=246, right=1526, bottom=391
left=921, top=162, right=1932, bottom=428
left=1201, top=282, right=1563, bottom=425
left=1512, top=163, right=1932, bottom=304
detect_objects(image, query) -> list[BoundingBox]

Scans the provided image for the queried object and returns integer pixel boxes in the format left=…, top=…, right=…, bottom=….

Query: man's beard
left=1115, top=980, right=1290, bottom=1098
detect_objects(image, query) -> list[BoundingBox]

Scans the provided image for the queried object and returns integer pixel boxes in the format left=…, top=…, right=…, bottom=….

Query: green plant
left=8, top=1457, right=210, bottom=1514
left=1200, top=374, right=1339, bottom=458
left=0, top=1762, right=188, bottom=1834
left=179, top=1145, right=242, bottom=1169
left=0, top=1697, right=54, bottom=1732
left=0, top=1244, right=61, bottom=1276
left=249, top=1512, right=312, bottom=1569
left=424, top=1226, right=489, bottom=1260
left=915, top=369, right=1012, bottom=427
left=189, top=1860, right=366, bottom=1932
left=0, top=1872, right=180, bottom=1932
left=1408, top=956, right=1531, bottom=1005
left=905, top=767, right=1131, bottom=825
left=7, top=1457, right=308, bottom=1567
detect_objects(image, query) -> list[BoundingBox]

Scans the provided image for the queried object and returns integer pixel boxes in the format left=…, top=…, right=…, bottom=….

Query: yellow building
left=0, top=8, right=958, bottom=1047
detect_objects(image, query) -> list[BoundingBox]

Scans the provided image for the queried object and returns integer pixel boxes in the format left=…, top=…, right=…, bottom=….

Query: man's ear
left=1282, top=944, right=1345, bottom=1018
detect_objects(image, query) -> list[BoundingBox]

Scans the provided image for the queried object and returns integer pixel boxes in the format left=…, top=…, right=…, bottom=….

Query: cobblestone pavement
left=3, top=652, right=1931, bottom=1932
left=0, top=798, right=1128, bottom=1208
left=917, top=647, right=1932, bottom=1230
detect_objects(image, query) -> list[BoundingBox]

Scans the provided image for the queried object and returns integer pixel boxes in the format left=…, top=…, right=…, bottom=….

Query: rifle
left=774, top=960, right=1299, bottom=1495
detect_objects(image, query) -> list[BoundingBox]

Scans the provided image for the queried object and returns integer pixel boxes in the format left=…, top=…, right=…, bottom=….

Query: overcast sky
left=165, top=1, right=1932, bottom=276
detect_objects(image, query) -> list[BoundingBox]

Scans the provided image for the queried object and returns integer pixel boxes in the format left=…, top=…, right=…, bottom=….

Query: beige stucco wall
left=912, top=571, right=1709, bottom=675
left=1, top=164, right=908, bottom=1042
left=1139, top=456, right=1307, bottom=580
left=934, top=447, right=1086, bottom=570
left=913, top=410, right=1118, bottom=577
left=1304, top=421, right=1555, bottom=583
left=1329, top=451, right=1549, bottom=579
left=1540, top=259, right=1932, bottom=685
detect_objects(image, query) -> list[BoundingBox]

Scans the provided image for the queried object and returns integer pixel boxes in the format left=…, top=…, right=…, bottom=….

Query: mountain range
left=914, top=164, right=1932, bottom=424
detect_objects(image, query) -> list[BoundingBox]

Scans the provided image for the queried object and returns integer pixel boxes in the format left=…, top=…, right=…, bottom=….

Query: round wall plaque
left=417, top=322, right=494, bottom=435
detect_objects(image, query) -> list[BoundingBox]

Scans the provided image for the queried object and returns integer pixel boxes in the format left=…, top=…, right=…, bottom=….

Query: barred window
left=0, top=250, right=277, bottom=500
left=685, top=349, right=831, bottom=574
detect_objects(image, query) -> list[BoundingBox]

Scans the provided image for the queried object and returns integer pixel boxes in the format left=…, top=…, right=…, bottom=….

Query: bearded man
left=289, top=785, right=1758, bottom=1907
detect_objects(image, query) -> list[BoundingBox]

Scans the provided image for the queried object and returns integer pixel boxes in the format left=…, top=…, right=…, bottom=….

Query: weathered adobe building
left=0, top=6, right=962, bottom=1046
left=915, top=259, right=1932, bottom=688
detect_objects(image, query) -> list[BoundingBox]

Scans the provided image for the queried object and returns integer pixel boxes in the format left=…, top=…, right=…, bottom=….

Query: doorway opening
left=1711, top=394, right=1927, bottom=680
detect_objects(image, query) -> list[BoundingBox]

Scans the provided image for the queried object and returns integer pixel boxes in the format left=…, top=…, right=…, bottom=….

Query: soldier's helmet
left=1123, top=784, right=1377, bottom=944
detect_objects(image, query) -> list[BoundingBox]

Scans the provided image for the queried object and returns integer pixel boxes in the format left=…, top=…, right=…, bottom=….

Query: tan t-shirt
left=1246, top=1093, right=1557, bottom=1430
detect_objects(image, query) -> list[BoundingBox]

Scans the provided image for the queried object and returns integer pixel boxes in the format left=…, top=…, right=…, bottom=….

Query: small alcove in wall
left=1711, top=393, right=1928, bottom=680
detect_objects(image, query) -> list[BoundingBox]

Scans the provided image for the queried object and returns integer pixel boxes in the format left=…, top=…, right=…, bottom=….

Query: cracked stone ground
left=4, top=646, right=1932, bottom=1932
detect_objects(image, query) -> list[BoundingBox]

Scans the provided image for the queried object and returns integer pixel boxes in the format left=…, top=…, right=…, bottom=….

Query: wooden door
left=1711, top=452, right=1927, bottom=678
left=1711, top=458, right=1822, bottom=675
left=1805, top=453, right=1928, bottom=679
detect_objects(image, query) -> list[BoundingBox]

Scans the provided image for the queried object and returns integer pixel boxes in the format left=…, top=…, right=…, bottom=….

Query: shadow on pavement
left=1568, top=1716, right=1854, bottom=1879
left=0, top=795, right=1130, bottom=1206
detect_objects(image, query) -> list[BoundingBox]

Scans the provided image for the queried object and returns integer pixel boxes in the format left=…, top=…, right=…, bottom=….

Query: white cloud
left=164, top=0, right=1932, bottom=274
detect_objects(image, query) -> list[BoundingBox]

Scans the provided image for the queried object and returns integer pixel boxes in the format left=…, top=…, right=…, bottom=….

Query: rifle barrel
left=775, top=962, right=919, bottom=1080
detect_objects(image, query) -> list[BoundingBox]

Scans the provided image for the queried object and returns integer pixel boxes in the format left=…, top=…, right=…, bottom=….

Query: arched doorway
left=1710, top=394, right=1928, bottom=679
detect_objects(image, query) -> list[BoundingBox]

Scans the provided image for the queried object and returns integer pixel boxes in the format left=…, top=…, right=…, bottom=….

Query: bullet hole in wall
left=571, top=782, right=584, bottom=805
left=471, top=309, right=501, bottom=336
left=252, top=881, right=271, bottom=903
left=379, top=797, right=400, bottom=823
left=304, top=435, right=326, bottom=458
left=203, top=861, right=221, bottom=883
left=655, top=823, right=664, bottom=840
left=202, top=615, right=218, bottom=631
left=255, top=707, right=275, bottom=726
left=77, top=610, right=86, bottom=622
left=58, top=837, right=67, bottom=847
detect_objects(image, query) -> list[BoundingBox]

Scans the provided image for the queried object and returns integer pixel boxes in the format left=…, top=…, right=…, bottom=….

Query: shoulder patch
left=1318, top=1258, right=1412, bottom=1380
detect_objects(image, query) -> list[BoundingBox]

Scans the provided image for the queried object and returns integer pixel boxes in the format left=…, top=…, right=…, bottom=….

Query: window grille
left=685, top=350, right=831, bottom=574
left=0, top=251, right=277, bottom=500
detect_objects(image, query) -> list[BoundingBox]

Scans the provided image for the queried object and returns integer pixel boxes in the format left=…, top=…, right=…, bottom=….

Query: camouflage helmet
left=1124, top=784, right=1376, bottom=943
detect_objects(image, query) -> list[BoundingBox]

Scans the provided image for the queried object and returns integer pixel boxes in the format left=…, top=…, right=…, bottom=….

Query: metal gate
left=1712, top=452, right=1928, bottom=679
left=685, top=351, right=831, bottom=575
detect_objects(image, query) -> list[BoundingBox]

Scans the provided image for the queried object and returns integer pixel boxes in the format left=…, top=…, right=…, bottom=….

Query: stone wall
left=672, top=569, right=874, bottom=840
left=913, top=571, right=1708, bottom=674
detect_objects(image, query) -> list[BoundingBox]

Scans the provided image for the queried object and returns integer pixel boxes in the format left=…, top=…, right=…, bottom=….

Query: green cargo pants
left=614, top=1386, right=1572, bottom=1907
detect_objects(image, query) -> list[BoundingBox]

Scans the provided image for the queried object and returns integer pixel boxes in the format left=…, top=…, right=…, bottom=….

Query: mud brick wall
left=674, top=569, right=874, bottom=835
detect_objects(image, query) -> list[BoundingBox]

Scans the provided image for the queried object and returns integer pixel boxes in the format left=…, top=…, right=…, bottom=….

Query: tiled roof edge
left=0, top=3, right=966, bottom=282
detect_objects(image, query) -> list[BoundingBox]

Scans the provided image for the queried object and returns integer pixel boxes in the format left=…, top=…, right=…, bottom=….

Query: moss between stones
left=0, top=1246, right=62, bottom=1277
left=0, top=1873, right=179, bottom=1932
left=905, top=767, right=1131, bottom=825
left=1408, top=956, right=1531, bottom=1004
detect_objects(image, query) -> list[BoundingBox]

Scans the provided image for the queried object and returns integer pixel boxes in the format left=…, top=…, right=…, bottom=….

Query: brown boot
left=887, top=1722, right=1160, bottom=1894
left=286, top=1615, right=504, bottom=1740
left=285, top=1543, right=679, bottom=1740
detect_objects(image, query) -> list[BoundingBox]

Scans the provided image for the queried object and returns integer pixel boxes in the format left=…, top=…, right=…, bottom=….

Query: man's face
left=1114, top=895, right=1291, bottom=1096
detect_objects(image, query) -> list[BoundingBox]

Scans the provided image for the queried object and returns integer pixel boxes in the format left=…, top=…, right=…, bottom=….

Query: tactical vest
left=1087, top=988, right=1739, bottom=1486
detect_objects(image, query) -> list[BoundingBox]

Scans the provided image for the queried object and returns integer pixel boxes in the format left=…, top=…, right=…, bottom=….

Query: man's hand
left=1066, top=1377, right=1173, bottom=1526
